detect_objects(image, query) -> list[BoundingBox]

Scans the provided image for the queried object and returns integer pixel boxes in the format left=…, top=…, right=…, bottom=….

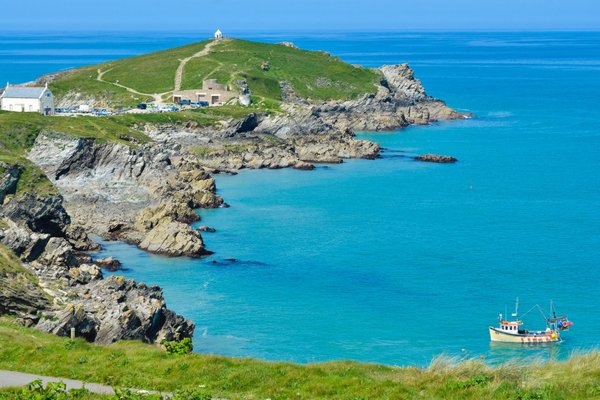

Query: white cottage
left=214, top=29, right=223, bottom=40
left=0, top=83, right=55, bottom=115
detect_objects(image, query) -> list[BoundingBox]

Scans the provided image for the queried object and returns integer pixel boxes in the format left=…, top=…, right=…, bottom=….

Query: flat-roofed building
left=173, top=79, right=237, bottom=106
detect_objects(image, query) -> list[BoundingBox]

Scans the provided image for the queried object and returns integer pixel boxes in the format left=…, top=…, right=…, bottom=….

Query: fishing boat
left=489, top=299, right=573, bottom=344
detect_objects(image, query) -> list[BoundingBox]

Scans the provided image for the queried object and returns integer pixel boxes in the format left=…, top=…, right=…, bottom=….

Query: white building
left=214, top=29, right=223, bottom=40
left=0, top=83, right=55, bottom=115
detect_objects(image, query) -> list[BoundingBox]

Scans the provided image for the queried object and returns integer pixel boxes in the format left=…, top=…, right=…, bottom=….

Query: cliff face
left=0, top=167, right=194, bottom=344
left=27, top=132, right=222, bottom=258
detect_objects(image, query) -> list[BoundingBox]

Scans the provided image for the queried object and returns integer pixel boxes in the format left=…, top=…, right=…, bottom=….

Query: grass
left=102, top=41, right=210, bottom=94
left=183, top=39, right=380, bottom=102
left=1, top=319, right=600, bottom=399
left=49, top=66, right=142, bottom=108
left=47, top=38, right=380, bottom=110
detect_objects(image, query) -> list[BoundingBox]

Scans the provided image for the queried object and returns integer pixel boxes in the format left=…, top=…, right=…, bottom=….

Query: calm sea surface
left=2, top=31, right=599, bottom=366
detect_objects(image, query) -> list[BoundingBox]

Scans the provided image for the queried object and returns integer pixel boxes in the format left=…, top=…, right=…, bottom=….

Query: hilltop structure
left=173, top=79, right=236, bottom=106
left=214, top=29, right=223, bottom=40
left=0, top=83, right=55, bottom=115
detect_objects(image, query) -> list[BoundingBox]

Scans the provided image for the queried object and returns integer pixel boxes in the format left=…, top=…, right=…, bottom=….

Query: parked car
left=137, top=103, right=147, bottom=110
left=178, top=99, right=191, bottom=106
left=94, top=109, right=110, bottom=116
left=190, top=101, right=209, bottom=108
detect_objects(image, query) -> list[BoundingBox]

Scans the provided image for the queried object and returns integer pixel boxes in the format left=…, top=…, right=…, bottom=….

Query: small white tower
left=214, top=29, right=223, bottom=40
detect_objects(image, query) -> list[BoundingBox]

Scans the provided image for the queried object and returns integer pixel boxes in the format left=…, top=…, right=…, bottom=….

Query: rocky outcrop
left=0, top=179, right=194, bottom=344
left=183, top=131, right=379, bottom=172
left=0, top=163, right=20, bottom=204
left=415, top=154, right=458, bottom=163
left=139, top=218, right=210, bottom=258
left=27, top=132, right=223, bottom=257
left=312, top=64, right=463, bottom=132
left=36, top=272, right=194, bottom=344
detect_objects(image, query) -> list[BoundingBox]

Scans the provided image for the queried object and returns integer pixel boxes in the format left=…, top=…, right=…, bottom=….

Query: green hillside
left=48, top=38, right=380, bottom=107
left=181, top=39, right=379, bottom=101
left=1, top=319, right=600, bottom=399
left=103, top=41, right=210, bottom=94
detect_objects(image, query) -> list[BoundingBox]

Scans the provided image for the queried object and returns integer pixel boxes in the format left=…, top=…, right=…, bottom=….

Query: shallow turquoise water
left=3, top=32, right=600, bottom=366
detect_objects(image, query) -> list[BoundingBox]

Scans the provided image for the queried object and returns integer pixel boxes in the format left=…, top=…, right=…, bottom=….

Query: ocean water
left=2, top=32, right=600, bottom=366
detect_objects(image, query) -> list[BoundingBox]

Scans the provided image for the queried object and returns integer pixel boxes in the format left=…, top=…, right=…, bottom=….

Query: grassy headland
left=0, top=319, right=599, bottom=399
left=47, top=38, right=380, bottom=108
left=181, top=39, right=379, bottom=102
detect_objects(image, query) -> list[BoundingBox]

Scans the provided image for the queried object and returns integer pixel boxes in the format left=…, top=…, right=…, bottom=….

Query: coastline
left=0, top=37, right=466, bottom=350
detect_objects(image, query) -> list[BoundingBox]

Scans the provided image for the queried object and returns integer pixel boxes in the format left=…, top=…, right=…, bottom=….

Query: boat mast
left=515, top=297, right=519, bottom=321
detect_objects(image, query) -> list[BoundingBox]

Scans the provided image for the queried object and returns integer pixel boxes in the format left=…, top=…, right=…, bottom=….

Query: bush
left=12, top=380, right=91, bottom=399
left=161, top=337, right=193, bottom=355
left=114, top=388, right=212, bottom=400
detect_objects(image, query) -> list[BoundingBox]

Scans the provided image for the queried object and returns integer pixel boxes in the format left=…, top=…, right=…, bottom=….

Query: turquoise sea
left=2, top=32, right=600, bottom=366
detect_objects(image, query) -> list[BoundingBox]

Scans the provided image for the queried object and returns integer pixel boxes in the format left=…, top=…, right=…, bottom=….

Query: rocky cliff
left=0, top=166, right=194, bottom=344
left=27, top=132, right=222, bottom=258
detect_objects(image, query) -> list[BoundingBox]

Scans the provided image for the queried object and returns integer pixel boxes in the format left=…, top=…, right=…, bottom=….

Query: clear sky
left=3, top=0, right=599, bottom=31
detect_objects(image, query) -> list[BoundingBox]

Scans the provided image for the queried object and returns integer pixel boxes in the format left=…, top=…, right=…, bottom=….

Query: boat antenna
left=551, top=300, right=556, bottom=318
left=515, top=297, right=519, bottom=320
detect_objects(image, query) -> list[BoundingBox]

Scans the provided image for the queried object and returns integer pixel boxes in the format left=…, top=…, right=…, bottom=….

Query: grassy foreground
left=1, top=320, right=600, bottom=399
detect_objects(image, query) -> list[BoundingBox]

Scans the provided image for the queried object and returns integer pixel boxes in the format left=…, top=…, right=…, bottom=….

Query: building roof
left=215, top=29, right=222, bottom=36
left=2, top=86, right=49, bottom=99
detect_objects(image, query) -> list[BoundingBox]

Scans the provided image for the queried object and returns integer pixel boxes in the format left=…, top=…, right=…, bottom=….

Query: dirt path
left=97, top=68, right=167, bottom=105
left=174, top=39, right=221, bottom=92
left=94, top=39, right=224, bottom=106
left=0, top=369, right=169, bottom=397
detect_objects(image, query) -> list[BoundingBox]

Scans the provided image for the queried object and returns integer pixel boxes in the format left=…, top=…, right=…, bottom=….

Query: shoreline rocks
left=0, top=179, right=194, bottom=344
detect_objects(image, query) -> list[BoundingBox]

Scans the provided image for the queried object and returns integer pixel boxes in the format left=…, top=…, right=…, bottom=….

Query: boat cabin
left=498, top=320, right=523, bottom=334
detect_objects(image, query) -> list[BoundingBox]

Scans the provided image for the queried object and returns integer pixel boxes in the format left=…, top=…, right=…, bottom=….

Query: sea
left=2, top=31, right=599, bottom=366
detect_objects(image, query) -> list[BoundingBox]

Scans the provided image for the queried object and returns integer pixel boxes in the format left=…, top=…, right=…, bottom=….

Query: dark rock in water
left=293, top=161, right=316, bottom=170
left=415, top=154, right=458, bottom=163
left=95, top=256, right=122, bottom=271
left=197, top=226, right=216, bottom=233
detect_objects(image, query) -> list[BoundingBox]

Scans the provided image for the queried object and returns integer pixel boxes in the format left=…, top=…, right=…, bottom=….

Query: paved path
left=174, top=39, right=221, bottom=91
left=0, top=369, right=168, bottom=397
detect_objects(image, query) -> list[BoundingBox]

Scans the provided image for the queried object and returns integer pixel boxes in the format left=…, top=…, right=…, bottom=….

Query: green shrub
left=12, top=380, right=92, bottom=399
left=161, top=338, right=193, bottom=355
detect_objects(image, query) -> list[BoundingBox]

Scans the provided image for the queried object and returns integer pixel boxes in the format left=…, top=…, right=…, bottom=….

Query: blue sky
left=3, top=0, right=599, bottom=31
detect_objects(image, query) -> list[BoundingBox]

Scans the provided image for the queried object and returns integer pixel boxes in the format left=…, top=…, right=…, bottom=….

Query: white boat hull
left=489, top=327, right=559, bottom=343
